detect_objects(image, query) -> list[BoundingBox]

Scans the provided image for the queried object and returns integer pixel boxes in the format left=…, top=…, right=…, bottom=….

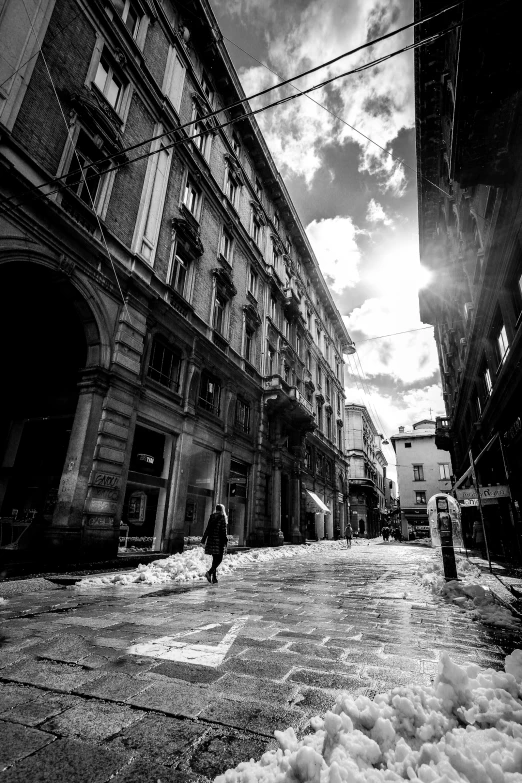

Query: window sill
left=143, top=377, right=182, bottom=405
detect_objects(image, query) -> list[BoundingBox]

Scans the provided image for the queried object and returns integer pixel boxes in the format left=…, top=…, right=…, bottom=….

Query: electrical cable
left=18, top=0, right=130, bottom=319
left=356, top=326, right=434, bottom=343
left=0, top=8, right=468, bottom=219
left=354, top=351, right=389, bottom=439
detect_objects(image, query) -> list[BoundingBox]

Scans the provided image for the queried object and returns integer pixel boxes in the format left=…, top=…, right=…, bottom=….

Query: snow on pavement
left=419, top=555, right=521, bottom=630
left=80, top=540, right=350, bottom=587
left=216, top=650, right=522, bottom=783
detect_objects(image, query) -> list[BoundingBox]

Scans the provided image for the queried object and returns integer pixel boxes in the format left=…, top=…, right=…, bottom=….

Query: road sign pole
left=469, top=448, right=492, bottom=573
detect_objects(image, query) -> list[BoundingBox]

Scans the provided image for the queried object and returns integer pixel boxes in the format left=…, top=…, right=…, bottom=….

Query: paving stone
left=41, top=701, right=144, bottom=740
left=0, top=683, right=42, bottom=712
left=75, top=673, right=152, bottom=701
left=152, top=660, right=227, bottom=685
left=0, top=737, right=129, bottom=782
left=1, top=659, right=100, bottom=692
left=292, top=686, right=340, bottom=715
left=209, top=672, right=300, bottom=706
left=187, top=729, right=270, bottom=779
left=1, top=692, right=80, bottom=727
left=200, top=695, right=308, bottom=737
left=127, top=680, right=211, bottom=718
left=288, top=668, right=370, bottom=691
left=220, top=655, right=294, bottom=680
left=108, top=713, right=206, bottom=763
left=33, top=634, right=95, bottom=663
left=112, top=759, right=198, bottom=782
left=286, top=641, right=343, bottom=659
left=0, top=720, right=53, bottom=769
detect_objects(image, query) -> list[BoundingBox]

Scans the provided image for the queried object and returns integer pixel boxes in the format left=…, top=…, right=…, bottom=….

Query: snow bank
left=80, top=541, right=348, bottom=587
left=216, top=650, right=522, bottom=783
left=418, top=556, right=521, bottom=630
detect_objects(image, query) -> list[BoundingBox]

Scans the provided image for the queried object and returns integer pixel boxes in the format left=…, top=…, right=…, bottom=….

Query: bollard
left=436, top=496, right=458, bottom=581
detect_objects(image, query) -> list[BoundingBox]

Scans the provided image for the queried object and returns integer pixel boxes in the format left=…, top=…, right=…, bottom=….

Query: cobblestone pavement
left=1, top=542, right=521, bottom=782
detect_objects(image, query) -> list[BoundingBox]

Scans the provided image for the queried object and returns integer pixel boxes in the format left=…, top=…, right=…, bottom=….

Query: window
left=439, top=463, right=451, bottom=480
left=496, top=323, right=509, bottom=364
left=201, top=73, right=213, bottom=105
left=163, top=45, right=185, bottom=112
left=325, top=377, right=330, bottom=398
left=220, top=229, right=233, bottom=264
left=183, top=176, right=201, bottom=217
left=267, top=344, right=276, bottom=375
left=405, top=442, right=412, bottom=449
left=296, top=332, right=301, bottom=357
left=337, top=393, right=341, bottom=415
left=94, top=54, right=124, bottom=111
left=316, top=402, right=323, bottom=430
left=65, top=130, right=107, bottom=208
left=252, top=214, right=262, bottom=245
left=244, top=326, right=255, bottom=363
left=316, top=365, right=322, bottom=388
left=307, top=310, right=312, bottom=332
left=135, top=139, right=170, bottom=263
left=225, top=167, right=239, bottom=207
left=270, top=296, right=277, bottom=322
left=326, top=412, right=332, bottom=440
left=514, top=271, right=522, bottom=318
left=413, top=464, right=424, bottom=481
left=199, top=372, right=221, bottom=414
left=283, top=363, right=290, bottom=383
left=483, top=365, right=493, bottom=395
left=247, top=267, right=258, bottom=298
left=306, top=351, right=311, bottom=371
left=273, top=212, right=280, bottom=231
left=213, top=293, right=227, bottom=335
left=255, top=177, right=262, bottom=199
left=415, top=491, right=427, bottom=505
left=170, top=248, right=189, bottom=297
left=147, top=339, right=180, bottom=389
left=271, top=240, right=281, bottom=269
left=232, top=133, right=241, bottom=157
left=112, top=0, right=141, bottom=38
left=337, top=426, right=343, bottom=450
left=192, top=108, right=209, bottom=157
left=284, top=316, right=290, bottom=340
left=235, top=399, right=251, bottom=433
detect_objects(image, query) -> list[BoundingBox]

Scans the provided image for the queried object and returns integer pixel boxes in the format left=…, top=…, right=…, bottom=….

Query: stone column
left=47, top=367, right=109, bottom=557
left=269, top=451, right=282, bottom=546
left=290, top=465, right=302, bottom=543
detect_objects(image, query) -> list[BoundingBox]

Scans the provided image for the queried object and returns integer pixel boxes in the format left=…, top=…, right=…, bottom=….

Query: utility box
left=428, top=493, right=462, bottom=580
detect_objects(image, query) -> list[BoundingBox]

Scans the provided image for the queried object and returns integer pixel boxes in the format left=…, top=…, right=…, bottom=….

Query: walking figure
left=201, top=503, right=228, bottom=584
left=345, top=522, right=353, bottom=549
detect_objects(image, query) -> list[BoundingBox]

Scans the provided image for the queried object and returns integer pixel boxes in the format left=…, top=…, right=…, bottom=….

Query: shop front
left=227, top=459, right=250, bottom=546
left=120, top=424, right=175, bottom=552
left=183, top=443, right=218, bottom=543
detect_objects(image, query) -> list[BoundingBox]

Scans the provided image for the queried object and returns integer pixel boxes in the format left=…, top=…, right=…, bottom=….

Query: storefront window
left=228, top=459, right=249, bottom=546
left=184, top=444, right=217, bottom=541
left=120, top=425, right=173, bottom=553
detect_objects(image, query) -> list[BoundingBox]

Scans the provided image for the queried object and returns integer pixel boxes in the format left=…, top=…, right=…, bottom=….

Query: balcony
left=263, top=375, right=315, bottom=425
left=284, top=287, right=301, bottom=319
left=435, top=416, right=452, bottom=452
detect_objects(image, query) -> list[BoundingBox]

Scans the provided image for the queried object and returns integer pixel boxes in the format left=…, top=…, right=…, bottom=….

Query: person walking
left=472, top=519, right=487, bottom=559
left=345, top=522, right=353, bottom=549
left=201, top=503, right=228, bottom=584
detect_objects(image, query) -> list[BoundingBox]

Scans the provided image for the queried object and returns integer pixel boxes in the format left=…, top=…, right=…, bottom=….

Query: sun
left=416, top=265, right=432, bottom=291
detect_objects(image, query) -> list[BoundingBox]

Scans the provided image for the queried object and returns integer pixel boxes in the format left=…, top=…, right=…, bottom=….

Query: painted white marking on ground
left=127, top=616, right=250, bottom=667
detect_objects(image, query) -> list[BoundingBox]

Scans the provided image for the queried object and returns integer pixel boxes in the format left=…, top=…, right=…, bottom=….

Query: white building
left=390, top=420, right=453, bottom=533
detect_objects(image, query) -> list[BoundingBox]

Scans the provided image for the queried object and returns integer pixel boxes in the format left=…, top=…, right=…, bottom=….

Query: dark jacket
left=202, top=512, right=228, bottom=555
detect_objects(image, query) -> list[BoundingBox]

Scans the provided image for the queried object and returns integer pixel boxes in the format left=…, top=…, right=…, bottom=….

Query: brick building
left=0, top=0, right=353, bottom=562
left=415, top=0, right=522, bottom=560
left=344, top=404, right=386, bottom=538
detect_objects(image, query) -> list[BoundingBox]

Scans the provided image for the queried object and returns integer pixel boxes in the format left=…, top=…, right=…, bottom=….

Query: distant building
left=345, top=404, right=387, bottom=537
left=390, top=421, right=452, bottom=533
left=385, top=478, right=398, bottom=522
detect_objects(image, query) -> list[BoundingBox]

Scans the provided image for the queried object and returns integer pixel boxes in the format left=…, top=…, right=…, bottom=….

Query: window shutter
left=164, top=46, right=186, bottom=112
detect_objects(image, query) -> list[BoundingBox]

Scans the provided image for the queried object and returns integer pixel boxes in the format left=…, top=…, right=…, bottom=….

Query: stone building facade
left=415, top=0, right=522, bottom=560
left=344, top=404, right=386, bottom=538
left=0, top=0, right=352, bottom=562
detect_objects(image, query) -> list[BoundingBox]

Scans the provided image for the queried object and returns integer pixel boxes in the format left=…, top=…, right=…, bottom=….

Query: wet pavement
left=1, top=541, right=521, bottom=782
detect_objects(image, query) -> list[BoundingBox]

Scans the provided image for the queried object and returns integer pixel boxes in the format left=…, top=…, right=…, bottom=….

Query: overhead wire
left=18, top=0, right=130, bottom=319
left=356, top=326, right=434, bottom=343
left=0, top=6, right=471, bottom=220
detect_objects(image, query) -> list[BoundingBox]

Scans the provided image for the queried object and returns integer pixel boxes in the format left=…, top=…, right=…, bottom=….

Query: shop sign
left=92, top=486, right=120, bottom=501
left=92, top=472, right=121, bottom=489
left=456, top=485, right=510, bottom=501
left=462, top=498, right=479, bottom=506
left=137, top=454, right=154, bottom=465
left=85, top=516, right=115, bottom=527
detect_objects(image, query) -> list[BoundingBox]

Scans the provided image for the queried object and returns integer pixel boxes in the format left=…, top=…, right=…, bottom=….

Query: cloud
left=306, top=216, right=364, bottom=294
left=231, top=0, right=414, bottom=191
left=366, top=198, right=393, bottom=225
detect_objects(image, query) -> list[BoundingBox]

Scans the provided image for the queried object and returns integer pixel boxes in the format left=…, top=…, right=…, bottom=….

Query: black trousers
left=210, top=553, right=223, bottom=574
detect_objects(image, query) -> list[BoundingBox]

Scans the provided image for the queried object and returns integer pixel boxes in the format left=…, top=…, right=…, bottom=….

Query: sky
left=211, top=0, right=445, bottom=483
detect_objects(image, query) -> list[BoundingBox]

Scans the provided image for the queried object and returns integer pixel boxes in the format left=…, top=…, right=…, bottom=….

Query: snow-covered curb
left=216, top=650, right=522, bottom=783
left=79, top=540, right=350, bottom=587
left=418, top=556, right=521, bottom=629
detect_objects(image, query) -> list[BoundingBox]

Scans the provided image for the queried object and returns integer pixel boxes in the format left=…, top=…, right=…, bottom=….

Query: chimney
left=398, top=426, right=405, bottom=433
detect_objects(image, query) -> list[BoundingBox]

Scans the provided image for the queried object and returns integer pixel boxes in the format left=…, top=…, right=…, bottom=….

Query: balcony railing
left=263, top=375, right=314, bottom=418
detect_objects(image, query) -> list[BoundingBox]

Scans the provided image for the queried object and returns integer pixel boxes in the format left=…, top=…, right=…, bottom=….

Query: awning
left=305, top=490, right=330, bottom=514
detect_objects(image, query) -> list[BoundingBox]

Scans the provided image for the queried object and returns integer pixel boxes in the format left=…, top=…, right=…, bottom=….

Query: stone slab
left=0, top=720, right=53, bottom=769
left=108, top=713, right=207, bottom=764
left=200, top=695, right=308, bottom=737
left=41, top=701, right=144, bottom=740
left=127, top=680, right=211, bottom=719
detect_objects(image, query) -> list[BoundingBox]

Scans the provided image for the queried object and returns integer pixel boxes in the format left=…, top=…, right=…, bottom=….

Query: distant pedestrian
left=382, top=526, right=389, bottom=542
left=345, top=523, right=353, bottom=548
left=472, top=519, right=486, bottom=559
left=201, top=503, right=228, bottom=584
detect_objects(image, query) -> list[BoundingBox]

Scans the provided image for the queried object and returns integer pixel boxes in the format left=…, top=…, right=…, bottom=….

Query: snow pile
left=418, top=556, right=520, bottom=629
left=80, top=541, right=348, bottom=587
left=216, top=650, right=522, bottom=783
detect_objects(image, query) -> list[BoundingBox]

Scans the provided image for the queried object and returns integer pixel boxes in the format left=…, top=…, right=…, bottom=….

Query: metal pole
left=469, top=448, right=492, bottom=573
